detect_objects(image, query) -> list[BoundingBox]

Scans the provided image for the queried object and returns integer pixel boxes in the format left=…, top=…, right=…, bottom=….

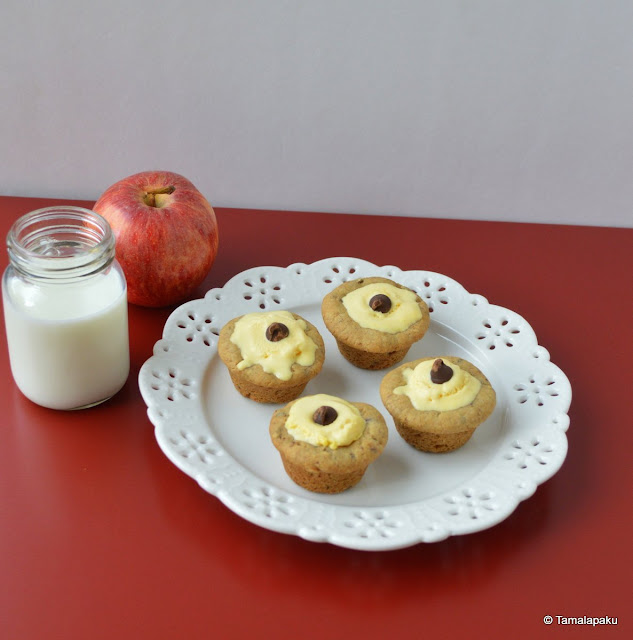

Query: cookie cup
left=269, top=401, right=388, bottom=494
left=380, top=356, right=496, bottom=453
left=218, top=313, right=325, bottom=403
left=321, top=276, right=430, bottom=370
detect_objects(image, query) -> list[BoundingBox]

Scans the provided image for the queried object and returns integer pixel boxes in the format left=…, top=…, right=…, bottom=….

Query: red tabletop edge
left=1, top=195, right=631, bottom=640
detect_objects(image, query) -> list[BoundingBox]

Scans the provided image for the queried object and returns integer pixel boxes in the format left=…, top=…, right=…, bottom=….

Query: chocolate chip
left=431, top=358, right=454, bottom=384
left=265, top=322, right=289, bottom=342
left=369, top=294, right=392, bottom=313
left=312, top=405, right=338, bottom=426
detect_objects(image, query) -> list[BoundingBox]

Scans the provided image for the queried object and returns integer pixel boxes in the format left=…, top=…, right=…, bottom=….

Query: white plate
left=139, top=257, right=571, bottom=550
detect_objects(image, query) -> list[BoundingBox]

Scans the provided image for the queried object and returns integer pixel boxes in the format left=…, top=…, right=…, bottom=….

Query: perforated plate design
left=139, top=257, right=571, bottom=550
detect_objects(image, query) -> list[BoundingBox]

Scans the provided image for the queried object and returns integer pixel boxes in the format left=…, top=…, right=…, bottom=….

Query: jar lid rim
left=6, top=206, right=115, bottom=281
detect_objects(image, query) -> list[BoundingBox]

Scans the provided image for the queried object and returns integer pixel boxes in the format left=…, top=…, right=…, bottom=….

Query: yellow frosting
left=394, top=359, right=481, bottom=411
left=342, top=283, right=422, bottom=333
left=285, top=394, right=366, bottom=449
left=230, top=311, right=318, bottom=381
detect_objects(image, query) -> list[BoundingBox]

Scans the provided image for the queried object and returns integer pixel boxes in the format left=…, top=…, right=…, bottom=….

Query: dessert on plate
left=380, top=356, right=496, bottom=452
left=218, top=310, right=325, bottom=403
left=321, top=276, right=430, bottom=370
left=269, top=393, right=388, bottom=493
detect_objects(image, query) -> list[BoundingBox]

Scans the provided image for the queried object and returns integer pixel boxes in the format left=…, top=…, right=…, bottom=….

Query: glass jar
left=2, top=206, right=130, bottom=410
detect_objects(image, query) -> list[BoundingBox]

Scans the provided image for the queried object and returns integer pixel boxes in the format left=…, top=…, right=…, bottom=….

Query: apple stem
left=144, top=185, right=176, bottom=207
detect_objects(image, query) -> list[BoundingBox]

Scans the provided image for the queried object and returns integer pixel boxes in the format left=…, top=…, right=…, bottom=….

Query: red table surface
left=1, top=195, right=631, bottom=640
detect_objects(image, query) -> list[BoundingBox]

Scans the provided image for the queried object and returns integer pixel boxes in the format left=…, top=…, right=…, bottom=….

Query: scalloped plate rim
left=139, top=257, right=572, bottom=550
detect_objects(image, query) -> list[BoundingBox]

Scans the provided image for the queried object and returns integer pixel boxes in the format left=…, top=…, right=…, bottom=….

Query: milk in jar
left=2, top=206, right=130, bottom=410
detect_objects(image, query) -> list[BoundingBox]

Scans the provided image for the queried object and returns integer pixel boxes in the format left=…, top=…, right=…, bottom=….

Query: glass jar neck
left=7, top=206, right=115, bottom=283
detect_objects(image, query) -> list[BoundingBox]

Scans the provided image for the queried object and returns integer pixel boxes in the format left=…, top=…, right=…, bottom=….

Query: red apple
left=93, top=171, right=219, bottom=307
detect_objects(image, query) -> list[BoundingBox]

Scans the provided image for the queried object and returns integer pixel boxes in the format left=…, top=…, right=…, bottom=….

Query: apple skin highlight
left=93, top=170, right=219, bottom=307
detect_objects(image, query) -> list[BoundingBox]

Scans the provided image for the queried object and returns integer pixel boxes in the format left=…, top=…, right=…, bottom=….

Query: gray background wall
left=2, top=1, right=632, bottom=227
